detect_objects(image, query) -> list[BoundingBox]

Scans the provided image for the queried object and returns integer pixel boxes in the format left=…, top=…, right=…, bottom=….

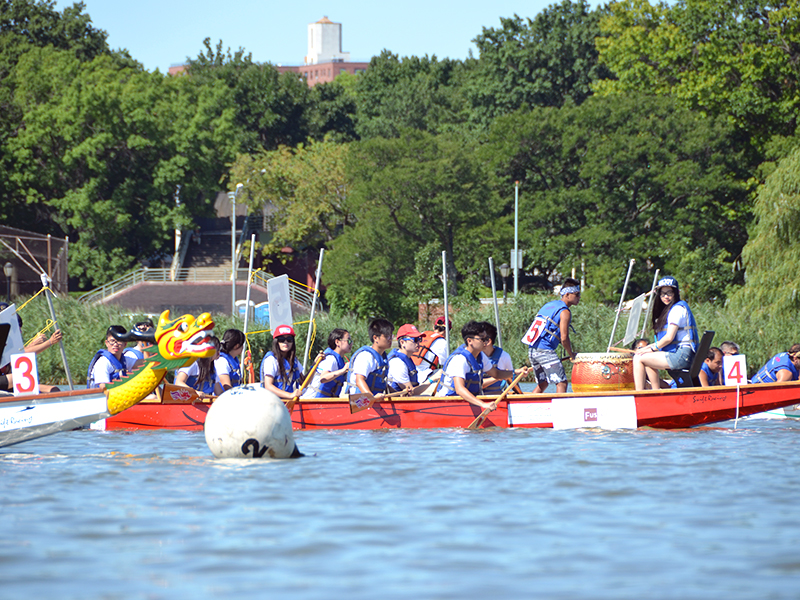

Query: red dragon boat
left=101, top=380, right=800, bottom=431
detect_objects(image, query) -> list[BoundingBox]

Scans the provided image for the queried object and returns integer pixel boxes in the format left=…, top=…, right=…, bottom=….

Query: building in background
left=169, top=16, right=369, bottom=86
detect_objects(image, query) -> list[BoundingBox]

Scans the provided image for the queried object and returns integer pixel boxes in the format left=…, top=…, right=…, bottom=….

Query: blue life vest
left=124, top=348, right=144, bottom=362
left=387, top=350, right=419, bottom=391
left=656, top=300, right=699, bottom=353
left=482, top=346, right=507, bottom=394
left=523, top=300, right=569, bottom=351
left=261, top=351, right=303, bottom=392
left=185, top=370, right=218, bottom=395
left=87, top=349, right=127, bottom=389
left=440, top=347, right=483, bottom=397
left=752, top=352, right=799, bottom=384
left=309, top=348, right=347, bottom=397
left=347, top=346, right=388, bottom=394
left=219, top=352, right=241, bottom=387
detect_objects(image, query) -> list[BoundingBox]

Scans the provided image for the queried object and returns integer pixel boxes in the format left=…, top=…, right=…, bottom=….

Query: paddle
left=285, top=353, right=325, bottom=413
left=349, top=388, right=413, bottom=414
left=607, top=346, right=636, bottom=354
left=467, top=370, right=527, bottom=430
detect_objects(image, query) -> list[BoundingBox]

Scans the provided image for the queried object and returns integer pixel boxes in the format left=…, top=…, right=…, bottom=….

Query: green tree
left=484, top=93, right=751, bottom=301
left=729, top=146, right=800, bottom=317
left=307, top=79, right=358, bottom=143
left=595, top=0, right=800, bottom=152
left=325, top=130, right=509, bottom=321
left=467, top=0, right=612, bottom=127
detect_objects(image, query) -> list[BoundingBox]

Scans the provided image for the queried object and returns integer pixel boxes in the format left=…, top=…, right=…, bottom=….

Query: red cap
left=435, top=317, right=453, bottom=330
left=396, top=324, right=422, bottom=339
left=273, top=324, right=295, bottom=337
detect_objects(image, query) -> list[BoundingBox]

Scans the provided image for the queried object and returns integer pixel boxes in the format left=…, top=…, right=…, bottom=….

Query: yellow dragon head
left=154, top=310, right=216, bottom=368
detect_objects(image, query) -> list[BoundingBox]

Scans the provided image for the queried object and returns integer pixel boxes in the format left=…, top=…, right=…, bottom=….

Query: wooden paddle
left=285, top=353, right=325, bottom=413
left=467, top=370, right=527, bottom=430
left=608, top=346, right=637, bottom=354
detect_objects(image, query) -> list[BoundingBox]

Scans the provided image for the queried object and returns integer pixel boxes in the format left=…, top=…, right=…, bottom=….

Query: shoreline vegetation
left=16, top=294, right=799, bottom=386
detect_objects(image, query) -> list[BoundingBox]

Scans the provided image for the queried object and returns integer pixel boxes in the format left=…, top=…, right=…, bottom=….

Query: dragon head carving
left=154, top=310, right=216, bottom=367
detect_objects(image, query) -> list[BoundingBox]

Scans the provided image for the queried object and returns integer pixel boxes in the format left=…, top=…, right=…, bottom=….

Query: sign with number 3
left=11, top=352, right=39, bottom=396
left=723, top=355, right=748, bottom=386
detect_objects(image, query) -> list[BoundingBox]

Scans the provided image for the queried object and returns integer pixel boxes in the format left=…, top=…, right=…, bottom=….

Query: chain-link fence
left=0, top=226, right=69, bottom=299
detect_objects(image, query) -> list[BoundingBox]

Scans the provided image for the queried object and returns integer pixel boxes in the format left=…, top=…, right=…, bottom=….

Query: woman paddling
left=633, top=276, right=698, bottom=391
left=175, top=335, right=222, bottom=396
left=215, top=329, right=245, bottom=390
left=260, top=324, right=304, bottom=399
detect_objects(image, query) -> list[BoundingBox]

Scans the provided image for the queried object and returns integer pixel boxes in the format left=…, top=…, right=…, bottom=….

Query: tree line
left=2, top=0, right=799, bottom=324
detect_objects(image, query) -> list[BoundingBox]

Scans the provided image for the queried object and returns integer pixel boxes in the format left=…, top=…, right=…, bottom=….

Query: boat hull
left=0, top=389, right=110, bottom=447
left=103, top=381, right=800, bottom=431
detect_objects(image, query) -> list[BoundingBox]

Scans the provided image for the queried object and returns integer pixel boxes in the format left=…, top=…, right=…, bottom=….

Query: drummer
left=522, top=278, right=580, bottom=394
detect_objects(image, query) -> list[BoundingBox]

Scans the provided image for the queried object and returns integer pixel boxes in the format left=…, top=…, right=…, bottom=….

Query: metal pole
left=514, top=181, right=519, bottom=296
left=442, top=251, right=450, bottom=353
left=489, top=257, right=502, bottom=349
left=229, top=191, right=236, bottom=316
left=607, top=259, right=636, bottom=352
left=303, top=248, right=324, bottom=372
left=241, top=234, right=256, bottom=381
left=41, top=274, right=73, bottom=390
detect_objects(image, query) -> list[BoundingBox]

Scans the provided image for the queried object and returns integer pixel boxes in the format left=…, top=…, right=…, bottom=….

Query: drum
left=571, top=352, right=634, bottom=393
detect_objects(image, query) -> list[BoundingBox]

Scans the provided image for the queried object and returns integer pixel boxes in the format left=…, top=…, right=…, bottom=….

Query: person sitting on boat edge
left=522, top=278, right=581, bottom=394
left=479, top=322, right=523, bottom=395
left=123, top=319, right=155, bottom=372
left=436, top=321, right=522, bottom=408
left=699, top=347, right=723, bottom=387
left=215, top=328, right=245, bottom=390
left=414, top=316, right=451, bottom=383
left=633, top=276, right=698, bottom=391
left=175, top=335, right=222, bottom=396
left=261, top=324, right=304, bottom=399
left=347, top=318, right=393, bottom=398
left=387, top=324, right=422, bottom=394
left=301, top=328, right=352, bottom=399
left=751, top=344, right=800, bottom=384
left=0, top=303, right=63, bottom=393
left=87, top=325, right=128, bottom=390
left=720, top=341, right=740, bottom=356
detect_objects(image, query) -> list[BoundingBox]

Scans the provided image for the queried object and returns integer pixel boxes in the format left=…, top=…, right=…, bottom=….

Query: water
left=2, top=417, right=800, bottom=599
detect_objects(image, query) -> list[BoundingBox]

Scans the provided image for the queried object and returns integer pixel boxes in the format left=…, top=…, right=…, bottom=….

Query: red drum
left=571, top=352, right=634, bottom=393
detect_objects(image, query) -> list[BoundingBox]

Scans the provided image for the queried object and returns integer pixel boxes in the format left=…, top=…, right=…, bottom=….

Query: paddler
left=436, top=321, right=521, bottom=408
left=479, top=322, right=524, bottom=395
left=260, top=324, right=304, bottom=399
left=414, top=316, right=451, bottom=382
left=751, top=344, right=800, bottom=384
left=633, top=276, right=698, bottom=391
left=521, top=278, right=581, bottom=393
left=215, top=328, right=245, bottom=390
left=387, top=324, right=422, bottom=393
left=87, top=325, right=128, bottom=389
left=347, top=318, right=393, bottom=397
left=301, top=328, right=352, bottom=399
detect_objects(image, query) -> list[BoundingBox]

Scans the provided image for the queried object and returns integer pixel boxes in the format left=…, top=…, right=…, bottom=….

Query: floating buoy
left=204, top=384, right=303, bottom=459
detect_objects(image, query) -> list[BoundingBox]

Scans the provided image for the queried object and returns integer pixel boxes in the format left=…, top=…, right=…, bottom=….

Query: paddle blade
left=349, top=393, right=374, bottom=413
left=285, top=396, right=299, bottom=413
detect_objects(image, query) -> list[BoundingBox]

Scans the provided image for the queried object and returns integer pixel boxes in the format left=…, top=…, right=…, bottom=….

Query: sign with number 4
left=723, top=355, right=748, bottom=386
left=11, top=352, right=39, bottom=396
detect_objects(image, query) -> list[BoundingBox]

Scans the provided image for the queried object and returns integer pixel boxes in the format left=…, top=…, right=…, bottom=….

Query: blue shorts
left=665, top=346, right=694, bottom=370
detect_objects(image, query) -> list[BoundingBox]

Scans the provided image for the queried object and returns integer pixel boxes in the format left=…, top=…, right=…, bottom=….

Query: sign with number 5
left=723, top=355, right=748, bottom=386
left=11, top=352, right=39, bottom=396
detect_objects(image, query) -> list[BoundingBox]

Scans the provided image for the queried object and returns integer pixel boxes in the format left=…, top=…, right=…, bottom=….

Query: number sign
left=11, top=352, right=39, bottom=395
left=723, top=355, right=748, bottom=386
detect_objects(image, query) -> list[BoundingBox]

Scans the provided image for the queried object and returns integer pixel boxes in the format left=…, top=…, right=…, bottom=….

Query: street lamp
left=499, top=263, right=510, bottom=304
left=3, top=262, right=13, bottom=303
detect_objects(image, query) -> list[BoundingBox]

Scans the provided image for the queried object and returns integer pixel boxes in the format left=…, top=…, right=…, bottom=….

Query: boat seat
left=667, top=330, right=715, bottom=388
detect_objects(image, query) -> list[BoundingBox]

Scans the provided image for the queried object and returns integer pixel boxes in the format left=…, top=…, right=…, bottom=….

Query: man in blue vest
left=387, top=324, right=422, bottom=393
left=87, top=325, right=128, bottom=389
left=347, top=318, right=393, bottom=396
left=522, top=278, right=581, bottom=393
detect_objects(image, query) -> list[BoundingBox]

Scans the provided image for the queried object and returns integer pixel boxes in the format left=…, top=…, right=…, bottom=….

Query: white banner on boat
left=0, top=395, right=106, bottom=432
left=267, top=275, right=293, bottom=332
left=507, top=401, right=552, bottom=426
left=551, top=396, right=637, bottom=430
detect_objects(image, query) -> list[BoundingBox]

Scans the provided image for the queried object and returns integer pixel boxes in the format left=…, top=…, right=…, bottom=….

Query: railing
left=78, top=267, right=317, bottom=309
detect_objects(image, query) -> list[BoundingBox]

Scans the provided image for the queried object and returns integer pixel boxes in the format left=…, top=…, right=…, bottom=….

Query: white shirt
left=302, top=353, right=342, bottom=399
left=486, top=348, right=513, bottom=372
left=348, top=349, right=383, bottom=393
left=122, top=347, right=142, bottom=371
left=387, top=353, right=416, bottom=387
left=436, top=354, right=474, bottom=396
left=214, top=356, right=236, bottom=380
left=666, top=303, right=693, bottom=346
left=91, top=355, right=120, bottom=386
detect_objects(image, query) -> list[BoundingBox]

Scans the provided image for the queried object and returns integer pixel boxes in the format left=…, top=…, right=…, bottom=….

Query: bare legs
left=633, top=352, right=671, bottom=391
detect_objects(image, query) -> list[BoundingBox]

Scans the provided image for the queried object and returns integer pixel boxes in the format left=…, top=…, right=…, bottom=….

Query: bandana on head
left=560, top=286, right=580, bottom=296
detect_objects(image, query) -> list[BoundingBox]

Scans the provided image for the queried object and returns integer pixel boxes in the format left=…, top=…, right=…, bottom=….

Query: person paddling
left=347, top=318, right=393, bottom=398
left=751, top=344, right=800, bottom=384
left=633, top=276, right=698, bottom=391
left=260, top=325, right=304, bottom=399
left=522, top=278, right=581, bottom=394
left=387, top=324, right=422, bottom=393
left=215, top=329, right=245, bottom=390
left=302, top=329, right=352, bottom=399
left=87, top=325, right=128, bottom=390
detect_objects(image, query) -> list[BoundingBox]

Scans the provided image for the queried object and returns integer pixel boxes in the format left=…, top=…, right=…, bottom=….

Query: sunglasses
left=276, top=336, right=294, bottom=344
left=401, top=336, right=422, bottom=343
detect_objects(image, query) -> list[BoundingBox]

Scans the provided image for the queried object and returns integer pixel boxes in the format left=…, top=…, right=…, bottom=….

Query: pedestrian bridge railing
left=78, top=267, right=316, bottom=309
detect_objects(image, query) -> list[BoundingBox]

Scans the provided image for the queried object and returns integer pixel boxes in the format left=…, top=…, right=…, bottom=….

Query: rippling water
left=2, top=417, right=800, bottom=599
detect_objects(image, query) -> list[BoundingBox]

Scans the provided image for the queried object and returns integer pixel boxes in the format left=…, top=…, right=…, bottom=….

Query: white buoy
left=204, top=384, right=303, bottom=459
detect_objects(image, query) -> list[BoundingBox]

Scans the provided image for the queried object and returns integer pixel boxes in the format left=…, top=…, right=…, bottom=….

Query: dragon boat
left=0, top=310, right=215, bottom=448
left=101, top=379, right=800, bottom=431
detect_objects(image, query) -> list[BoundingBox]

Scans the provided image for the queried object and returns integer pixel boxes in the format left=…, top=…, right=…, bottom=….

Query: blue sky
left=54, top=0, right=583, bottom=73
